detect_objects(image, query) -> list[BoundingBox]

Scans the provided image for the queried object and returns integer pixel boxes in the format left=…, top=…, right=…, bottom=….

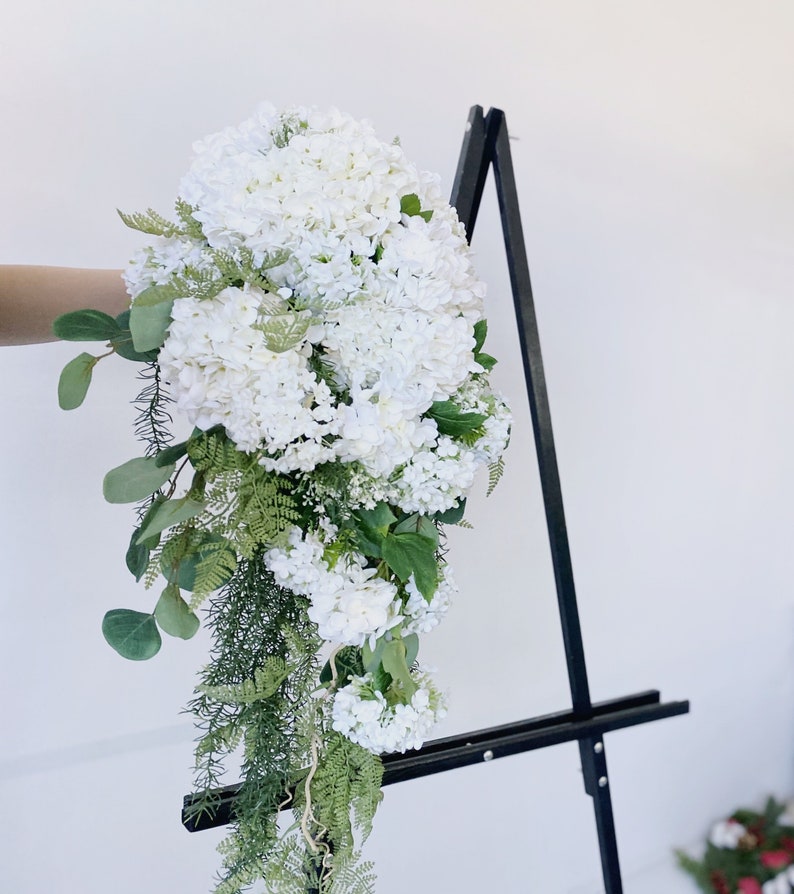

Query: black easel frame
left=182, top=106, right=689, bottom=894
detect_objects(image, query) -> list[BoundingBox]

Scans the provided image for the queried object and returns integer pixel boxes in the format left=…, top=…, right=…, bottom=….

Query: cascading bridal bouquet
left=55, top=104, right=511, bottom=894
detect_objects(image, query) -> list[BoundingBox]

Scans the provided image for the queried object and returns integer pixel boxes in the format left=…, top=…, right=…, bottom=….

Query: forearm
left=0, top=265, right=129, bottom=346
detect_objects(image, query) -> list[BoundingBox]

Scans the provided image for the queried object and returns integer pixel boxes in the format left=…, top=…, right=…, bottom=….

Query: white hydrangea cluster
left=403, top=565, right=456, bottom=634
left=264, top=527, right=402, bottom=647
left=331, top=668, right=447, bottom=754
left=124, top=104, right=509, bottom=501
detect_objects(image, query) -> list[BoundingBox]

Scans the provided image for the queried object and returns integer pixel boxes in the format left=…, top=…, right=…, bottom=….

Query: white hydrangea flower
left=403, top=564, right=456, bottom=634
left=264, top=528, right=402, bottom=647
left=331, top=667, right=447, bottom=753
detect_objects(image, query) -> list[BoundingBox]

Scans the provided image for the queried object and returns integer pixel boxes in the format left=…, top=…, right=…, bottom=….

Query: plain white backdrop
left=2, top=1, right=794, bottom=891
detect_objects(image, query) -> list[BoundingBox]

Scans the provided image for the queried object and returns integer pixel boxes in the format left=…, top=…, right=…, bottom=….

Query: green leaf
left=103, top=456, right=175, bottom=504
left=109, top=311, right=158, bottom=362
left=400, top=193, right=421, bottom=216
left=52, top=309, right=121, bottom=342
left=382, top=531, right=438, bottom=599
left=125, top=528, right=150, bottom=581
left=102, top=609, right=161, bottom=660
left=427, top=400, right=487, bottom=437
left=473, top=319, right=487, bottom=354
left=393, top=513, right=439, bottom=547
left=58, top=352, right=96, bottom=410
left=403, top=633, right=419, bottom=667
left=161, top=533, right=236, bottom=592
left=434, top=498, right=467, bottom=525
left=154, top=584, right=200, bottom=639
left=154, top=441, right=188, bottom=467
left=136, top=496, right=206, bottom=543
left=362, top=637, right=388, bottom=673
left=129, top=293, right=174, bottom=352
left=351, top=503, right=397, bottom=557
left=382, top=639, right=417, bottom=698
left=474, top=351, right=497, bottom=371
left=319, top=646, right=363, bottom=686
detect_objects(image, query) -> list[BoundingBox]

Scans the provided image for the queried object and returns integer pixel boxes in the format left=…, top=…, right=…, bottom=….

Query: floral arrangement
left=678, top=798, right=794, bottom=894
left=55, top=105, right=511, bottom=893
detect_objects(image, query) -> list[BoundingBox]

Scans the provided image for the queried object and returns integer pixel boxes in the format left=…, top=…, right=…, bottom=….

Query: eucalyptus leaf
left=103, top=456, right=175, bottom=504
left=53, top=308, right=121, bottom=342
left=155, top=584, right=200, bottom=639
left=403, top=633, right=420, bottom=667
left=58, top=353, right=96, bottom=410
left=102, top=609, right=161, bottom=660
left=154, top=441, right=188, bottom=467
left=125, top=529, right=150, bottom=581
left=137, top=497, right=205, bottom=543
left=362, top=637, right=387, bottom=673
left=382, top=639, right=417, bottom=697
left=130, top=297, right=174, bottom=352
left=111, top=310, right=159, bottom=362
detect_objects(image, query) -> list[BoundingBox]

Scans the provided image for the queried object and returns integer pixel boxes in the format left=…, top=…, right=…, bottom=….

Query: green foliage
left=399, top=192, right=433, bottom=223
left=175, top=198, right=205, bottom=240
left=102, top=609, right=161, bottom=660
left=310, top=732, right=384, bottom=851
left=487, top=456, right=506, bottom=496
left=118, top=207, right=185, bottom=237
left=426, top=400, right=487, bottom=437
left=129, top=291, right=174, bottom=352
left=198, top=657, right=290, bottom=705
left=58, top=352, right=97, bottom=409
left=187, top=427, right=246, bottom=474
left=133, top=362, right=174, bottom=457
left=231, top=464, right=302, bottom=555
left=137, top=496, right=206, bottom=542
left=53, top=309, right=121, bottom=342
left=382, top=530, right=437, bottom=599
left=103, top=456, right=175, bottom=503
left=257, top=310, right=313, bottom=353
left=155, top=584, right=200, bottom=639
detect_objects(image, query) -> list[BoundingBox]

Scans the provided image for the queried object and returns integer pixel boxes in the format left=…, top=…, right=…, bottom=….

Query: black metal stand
left=182, top=106, right=689, bottom=894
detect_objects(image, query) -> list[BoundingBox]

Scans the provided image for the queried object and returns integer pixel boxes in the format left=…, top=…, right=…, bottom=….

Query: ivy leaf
left=351, top=502, right=397, bottom=556
left=400, top=193, right=422, bottom=217
left=382, top=639, right=417, bottom=698
left=154, top=584, right=200, bottom=639
left=434, top=498, right=467, bottom=525
left=58, top=352, right=96, bottom=410
left=102, top=609, right=161, bottom=660
left=473, top=319, right=487, bottom=354
left=474, top=352, right=497, bottom=372
left=382, top=531, right=437, bottom=599
left=427, top=400, right=487, bottom=437
left=103, top=456, right=175, bottom=504
left=53, top=309, right=121, bottom=342
left=393, top=513, right=439, bottom=548
left=136, top=496, right=206, bottom=543
left=129, top=287, right=174, bottom=352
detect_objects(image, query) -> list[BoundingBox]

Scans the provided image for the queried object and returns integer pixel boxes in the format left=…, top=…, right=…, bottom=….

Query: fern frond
left=199, top=658, right=291, bottom=705
left=487, top=456, right=505, bottom=496
left=118, top=207, right=184, bottom=237
left=174, top=198, right=205, bottom=240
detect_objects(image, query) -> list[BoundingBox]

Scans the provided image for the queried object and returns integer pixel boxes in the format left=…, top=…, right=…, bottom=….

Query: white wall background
left=2, top=1, right=793, bottom=891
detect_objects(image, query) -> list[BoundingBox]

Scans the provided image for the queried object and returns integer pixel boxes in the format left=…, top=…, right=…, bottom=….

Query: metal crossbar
left=182, top=106, right=689, bottom=894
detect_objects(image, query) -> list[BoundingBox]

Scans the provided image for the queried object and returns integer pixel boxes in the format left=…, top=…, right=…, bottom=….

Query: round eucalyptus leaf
left=58, top=353, right=96, bottom=410
left=102, top=609, right=161, bottom=660
left=53, top=308, right=121, bottom=342
left=103, top=456, right=175, bottom=504
left=155, top=585, right=200, bottom=639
